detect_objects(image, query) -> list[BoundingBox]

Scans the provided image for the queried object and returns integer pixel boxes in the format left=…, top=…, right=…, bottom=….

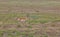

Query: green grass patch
left=0, top=13, right=60, bottom=24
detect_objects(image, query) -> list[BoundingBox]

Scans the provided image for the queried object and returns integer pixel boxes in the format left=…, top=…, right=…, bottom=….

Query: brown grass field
left=0, top=0, right=60, bottom=37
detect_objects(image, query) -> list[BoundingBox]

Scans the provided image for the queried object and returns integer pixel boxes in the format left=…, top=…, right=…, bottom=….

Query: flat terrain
left=0, top=0, right=60, bottom=37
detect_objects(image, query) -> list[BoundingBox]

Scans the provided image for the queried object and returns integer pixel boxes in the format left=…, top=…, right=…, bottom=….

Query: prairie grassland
left=0, top=0, right=60, bottom=37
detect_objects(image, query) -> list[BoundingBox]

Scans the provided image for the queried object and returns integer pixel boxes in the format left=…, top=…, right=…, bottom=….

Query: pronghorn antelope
left=17, top=17, right=27, bottom=22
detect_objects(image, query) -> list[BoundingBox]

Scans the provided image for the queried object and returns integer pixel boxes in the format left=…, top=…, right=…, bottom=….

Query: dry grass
left=0, top=0, right=60, bottom=37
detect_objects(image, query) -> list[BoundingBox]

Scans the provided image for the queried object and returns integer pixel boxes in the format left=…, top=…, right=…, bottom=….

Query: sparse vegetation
left=0, top=0, right=60, bottom=37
